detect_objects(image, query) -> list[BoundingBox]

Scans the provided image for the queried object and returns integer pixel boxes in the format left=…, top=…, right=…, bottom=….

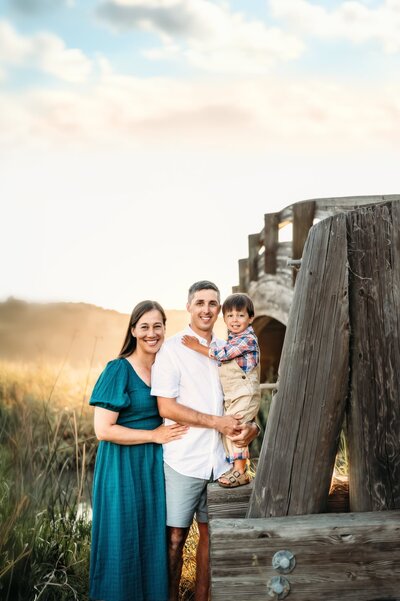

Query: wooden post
left=264, top=212, right=279, bottom=275
left=238, top=258, right=249, bottom=292
left=210, top=511, right=400, bottom=601
left=248, top=233, right=260, bottom=282
left=248, top=214, right=349, bottom=517
left=346, top=202, right=400, bottom=511
left=292, top=200, right=315, bottom=284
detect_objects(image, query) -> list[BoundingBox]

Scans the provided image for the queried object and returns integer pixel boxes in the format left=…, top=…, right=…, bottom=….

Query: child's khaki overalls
left=218, top=358, right=261, bottom=462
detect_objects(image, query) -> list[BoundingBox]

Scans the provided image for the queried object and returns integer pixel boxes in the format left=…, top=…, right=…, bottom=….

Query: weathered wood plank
left=248, top=214, right=349, bottom=517
left=346, top=202, right=400, bottom=511
left=238, top=257, right=249, bottom=292
left=207, top=481, right=253, bottom=520
left=264, top=212, right=279, bottom=275
left=208, top=476, right=349, bottom=521
left=210, top=511, right=400, bottom=601
left=249, top=233, right=261, bottom=282
left=292, top=200, right=315, bottom=284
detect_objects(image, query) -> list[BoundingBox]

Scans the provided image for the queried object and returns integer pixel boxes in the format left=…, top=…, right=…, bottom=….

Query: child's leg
left=233, top=457, right=247, bottom=474
left=222, top=392, right=259, bottom=479
left=218, top=400, right=250, bottom=486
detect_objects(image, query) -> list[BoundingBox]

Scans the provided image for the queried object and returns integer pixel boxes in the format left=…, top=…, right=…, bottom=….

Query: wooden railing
left=235, top=195, right=400, bottom=293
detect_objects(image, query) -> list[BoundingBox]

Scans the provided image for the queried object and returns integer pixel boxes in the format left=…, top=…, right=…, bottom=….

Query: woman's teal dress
left=89, top=358, right=168, bottom=601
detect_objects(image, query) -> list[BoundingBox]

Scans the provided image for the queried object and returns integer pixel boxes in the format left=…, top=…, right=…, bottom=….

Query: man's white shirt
left=151, top=326, right=228, bottom=480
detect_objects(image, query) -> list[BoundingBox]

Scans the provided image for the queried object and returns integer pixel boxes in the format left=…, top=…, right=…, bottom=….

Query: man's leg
left=194, top=521, right=209, bottom=601
left=167, top=525, right=190, bottom=601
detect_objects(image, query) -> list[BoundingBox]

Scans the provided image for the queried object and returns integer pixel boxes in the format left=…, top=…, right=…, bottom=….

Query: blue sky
left=1, top=0, right=400, bottom=312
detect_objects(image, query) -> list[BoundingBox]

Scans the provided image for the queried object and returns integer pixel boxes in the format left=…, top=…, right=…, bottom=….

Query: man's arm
left=157, top=396, right=242, bottom=437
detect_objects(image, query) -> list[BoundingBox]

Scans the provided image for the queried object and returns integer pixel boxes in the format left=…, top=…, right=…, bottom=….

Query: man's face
left=186, top=289, right=220, bottom=336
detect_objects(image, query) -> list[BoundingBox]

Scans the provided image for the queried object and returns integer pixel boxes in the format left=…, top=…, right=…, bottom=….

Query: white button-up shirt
left=151, top=326, right=228, bottom=480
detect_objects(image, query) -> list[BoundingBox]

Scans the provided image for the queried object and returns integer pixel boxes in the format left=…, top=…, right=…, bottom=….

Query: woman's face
left=131, top=309, right=165, bottom=355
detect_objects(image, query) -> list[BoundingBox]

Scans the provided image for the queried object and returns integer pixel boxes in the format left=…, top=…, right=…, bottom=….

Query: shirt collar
left=227, top=325, right=254, bottom=339
left=184, top=324, right=218, bottom=345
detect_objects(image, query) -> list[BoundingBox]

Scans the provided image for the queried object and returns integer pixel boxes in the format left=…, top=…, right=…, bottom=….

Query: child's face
left=223, top=308, right=253, bottom=335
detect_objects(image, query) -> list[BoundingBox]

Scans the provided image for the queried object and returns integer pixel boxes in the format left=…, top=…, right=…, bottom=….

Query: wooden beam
left=248, top=214, right=349, bottom=517
left=248, top=233, right=260, bottom=282
left=208, top=482, right=253, bottom=520
left=346, top=202, right=400, bottom=511
left=292, top=200, right=315, bottom=284
left=238, top=258, right=249, bottom=292
left=264, top=212, right=279, bottom=275
left=210, top=511, right=400, bottom=601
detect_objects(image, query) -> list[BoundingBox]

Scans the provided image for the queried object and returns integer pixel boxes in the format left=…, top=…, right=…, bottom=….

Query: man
left=151, top=281, right=259, bottom=601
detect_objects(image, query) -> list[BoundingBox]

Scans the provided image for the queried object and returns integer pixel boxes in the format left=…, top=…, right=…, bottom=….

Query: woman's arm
left=94, top=406, right=188, bottom=445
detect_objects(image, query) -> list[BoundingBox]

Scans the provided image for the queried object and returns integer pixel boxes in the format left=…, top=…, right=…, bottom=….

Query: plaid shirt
left=209, top=326, right=259, bottom=373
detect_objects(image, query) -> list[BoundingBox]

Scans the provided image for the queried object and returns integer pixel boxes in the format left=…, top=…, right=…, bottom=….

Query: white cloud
left=96, top=0, right=304, bottom=73
left=269, top=0, right=400, bottom=54
left=0, top=19, right=92, bottom=82
left=1, top=64, right=400, bottom=153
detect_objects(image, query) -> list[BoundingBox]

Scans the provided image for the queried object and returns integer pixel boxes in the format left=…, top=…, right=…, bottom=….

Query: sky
left=1, top=0, right=400, bottom=313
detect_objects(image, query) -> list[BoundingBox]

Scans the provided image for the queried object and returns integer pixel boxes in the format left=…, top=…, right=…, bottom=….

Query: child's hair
left=222, top=293, right=255, bottom=318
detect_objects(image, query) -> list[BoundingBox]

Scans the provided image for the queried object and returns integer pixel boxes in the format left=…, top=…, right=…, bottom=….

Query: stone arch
left=253, top=315, right=286, bottom=383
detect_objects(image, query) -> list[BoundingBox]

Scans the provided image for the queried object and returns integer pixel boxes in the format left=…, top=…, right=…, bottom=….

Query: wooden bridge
left=209, top=197, right=400, bottom=600
left=234, top=194, right=400, bottom=383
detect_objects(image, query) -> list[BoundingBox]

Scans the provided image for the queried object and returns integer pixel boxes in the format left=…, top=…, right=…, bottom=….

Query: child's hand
left=181, top=335, right=202, bottom=351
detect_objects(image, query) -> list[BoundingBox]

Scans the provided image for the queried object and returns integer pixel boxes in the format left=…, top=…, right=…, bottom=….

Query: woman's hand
left=151, top=423, right=189, bottom=444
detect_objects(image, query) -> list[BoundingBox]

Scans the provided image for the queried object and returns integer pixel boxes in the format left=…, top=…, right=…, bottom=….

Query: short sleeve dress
left=89, top=358, right=168, bottom=601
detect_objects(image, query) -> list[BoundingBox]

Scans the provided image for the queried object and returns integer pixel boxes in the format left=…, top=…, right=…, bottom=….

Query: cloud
left=1, top=61, right=400, bottom=154
left=269, top=0, right=400, bottom=54
left=10, top=0, right=72, bottom=14
left=0, top=19, right=92, bottom=82
left=97, top=0, right=203, bottom=36
left=96, top=0, right=304, bottom=73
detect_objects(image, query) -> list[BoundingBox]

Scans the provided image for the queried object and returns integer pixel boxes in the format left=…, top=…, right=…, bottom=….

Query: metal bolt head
left=272, top=550, right=296, bottom=574
left=266, top=576, right=291, bottom=599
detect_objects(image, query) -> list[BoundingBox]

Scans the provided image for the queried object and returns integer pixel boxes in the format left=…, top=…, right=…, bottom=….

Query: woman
left=89, top=300, right=187, bottom=601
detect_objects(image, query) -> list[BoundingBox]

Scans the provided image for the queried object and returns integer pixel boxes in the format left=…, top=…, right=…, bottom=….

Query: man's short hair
left=188, top=281, right=220, bottom=303
left=222, top=293, right=255, bottom=318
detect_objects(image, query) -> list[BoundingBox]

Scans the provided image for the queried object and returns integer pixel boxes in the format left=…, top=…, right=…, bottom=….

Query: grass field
left=0, top=360, right=197, bottom=600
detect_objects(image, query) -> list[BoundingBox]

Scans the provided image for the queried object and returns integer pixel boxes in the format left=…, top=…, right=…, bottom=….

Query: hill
left=0, top=298, right=226, bottom=367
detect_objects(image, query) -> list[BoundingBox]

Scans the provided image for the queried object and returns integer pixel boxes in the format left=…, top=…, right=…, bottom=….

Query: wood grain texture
left=264, top=212, right=279, bottom=275
left=207, top=482, right=253, bottom=520
left=292, top=200, right=316, bottom=285
left=208, top=479, right=349, bottom=521
left=210, top=511, right=400, bottom=601
left=248, top=214, right=350, bottom=517
left=249, top=233, right=261, bottom=282
left=346, top=202, right=400, bottom=511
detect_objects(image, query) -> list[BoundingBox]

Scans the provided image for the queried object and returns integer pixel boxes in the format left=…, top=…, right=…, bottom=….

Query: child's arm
left=181, top=335, right=212, bottom=358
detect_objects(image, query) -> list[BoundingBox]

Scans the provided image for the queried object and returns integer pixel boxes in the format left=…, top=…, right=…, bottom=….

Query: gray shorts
left=164, top=462, right=212, bottom=527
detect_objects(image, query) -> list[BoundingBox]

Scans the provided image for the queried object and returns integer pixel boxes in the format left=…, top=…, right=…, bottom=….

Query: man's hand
left=228, top=421, right=259, bottom=447
left=215, top=414, right=242, bottom=437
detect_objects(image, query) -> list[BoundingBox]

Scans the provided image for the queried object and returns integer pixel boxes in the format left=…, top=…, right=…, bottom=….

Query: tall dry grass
left=0, top=360, right=198, bottom=600
left=0, top=360, right=96, bottom=600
